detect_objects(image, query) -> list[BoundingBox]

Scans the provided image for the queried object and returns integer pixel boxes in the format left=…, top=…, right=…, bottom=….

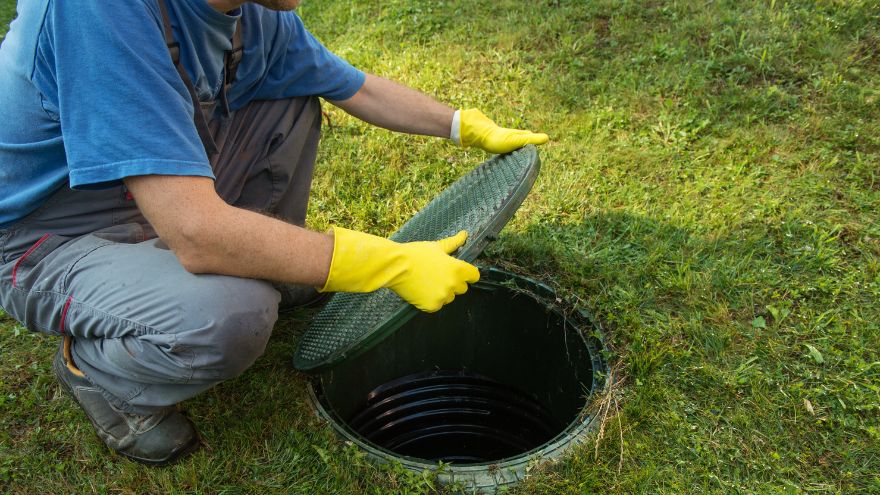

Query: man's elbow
left=176, top=247, right=211, bottom=274
left=123, top=175, right=228, bottom=274
left=165, top=221, right=217, bottom=274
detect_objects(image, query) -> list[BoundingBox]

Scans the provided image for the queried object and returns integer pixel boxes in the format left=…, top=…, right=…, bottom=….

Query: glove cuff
left=450, top=109, right=462, bottom=146
left=319, top=226, right=405, bottom=294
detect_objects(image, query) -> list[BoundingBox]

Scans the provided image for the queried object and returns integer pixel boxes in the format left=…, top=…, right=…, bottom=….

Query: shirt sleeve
left=234, top=9, right=365, bottom=104
left=46, top=0, right=213, bottom=189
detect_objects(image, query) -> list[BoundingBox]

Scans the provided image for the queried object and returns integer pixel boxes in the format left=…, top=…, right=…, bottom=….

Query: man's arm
left=124, top=174, right=479, bottom=312
left=125, top=175, right=334, bottom=285
left=329, top=73, right=455, bottom=138
left=329, top=73, right=549, bottom=153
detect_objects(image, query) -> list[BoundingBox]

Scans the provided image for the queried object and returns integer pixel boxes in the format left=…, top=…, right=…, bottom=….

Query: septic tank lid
left=293, top=145, right=541, bottom=372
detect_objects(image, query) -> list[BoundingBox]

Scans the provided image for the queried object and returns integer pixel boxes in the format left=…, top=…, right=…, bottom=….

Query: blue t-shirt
left=0, top=0, right=365, bottom=228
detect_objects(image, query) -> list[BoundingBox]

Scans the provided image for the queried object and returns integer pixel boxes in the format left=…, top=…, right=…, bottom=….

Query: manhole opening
left=310, top=268, right=606, bottom=469
left=348, top=369, right=566, bottom=463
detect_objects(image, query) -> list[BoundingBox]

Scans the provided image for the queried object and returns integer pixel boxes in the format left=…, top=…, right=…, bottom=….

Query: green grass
left=2, top=0, right=879, bottom=493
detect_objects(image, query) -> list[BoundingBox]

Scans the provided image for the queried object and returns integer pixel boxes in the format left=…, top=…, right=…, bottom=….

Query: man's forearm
left=125, top=175, right=333, bottom=287
left=330, top=73, right=455, bottom=138
left=181, top=207, right=334, bottom=286
left=124, top=174, right=480, bottom=312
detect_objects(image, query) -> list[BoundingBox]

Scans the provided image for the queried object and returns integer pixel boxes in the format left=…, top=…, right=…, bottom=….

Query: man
left=0, top=0, right=548, bottom=465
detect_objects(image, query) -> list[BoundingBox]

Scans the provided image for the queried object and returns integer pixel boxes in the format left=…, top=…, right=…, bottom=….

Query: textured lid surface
left=294, top=145, right=541, bottom=371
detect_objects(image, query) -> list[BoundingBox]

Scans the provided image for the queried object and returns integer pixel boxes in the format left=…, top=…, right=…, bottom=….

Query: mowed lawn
left=2, top=1, right=879, bottom=494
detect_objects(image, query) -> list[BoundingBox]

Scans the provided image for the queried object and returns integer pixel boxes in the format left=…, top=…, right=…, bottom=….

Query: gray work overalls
left=0, top=0, right=322, bottom=414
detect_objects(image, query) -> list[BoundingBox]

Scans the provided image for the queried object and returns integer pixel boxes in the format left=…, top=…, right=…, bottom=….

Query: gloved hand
left=319, top=227, right=480, bottom=313
left=456, top=109, right=549, bottom=154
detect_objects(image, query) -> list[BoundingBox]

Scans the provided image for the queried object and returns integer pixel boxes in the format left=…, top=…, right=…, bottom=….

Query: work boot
left=53, top=337, right=199, bottom=465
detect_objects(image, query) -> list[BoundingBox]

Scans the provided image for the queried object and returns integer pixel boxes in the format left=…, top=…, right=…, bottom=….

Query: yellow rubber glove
left=459, top=109, right=549, bottom=154
left=319, top=227, right=481, bottom=313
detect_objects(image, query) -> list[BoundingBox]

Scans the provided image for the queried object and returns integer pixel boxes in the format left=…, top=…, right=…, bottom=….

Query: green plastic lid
left=293, top=145, right=541, bottom=371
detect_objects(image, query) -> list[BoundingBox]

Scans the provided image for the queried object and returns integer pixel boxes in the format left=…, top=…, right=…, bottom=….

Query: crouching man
left=0, top=0, right=547, bottom=464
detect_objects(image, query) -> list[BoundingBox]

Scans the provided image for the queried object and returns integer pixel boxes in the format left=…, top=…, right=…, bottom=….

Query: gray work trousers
left=0, top=97, right=321, bottom=414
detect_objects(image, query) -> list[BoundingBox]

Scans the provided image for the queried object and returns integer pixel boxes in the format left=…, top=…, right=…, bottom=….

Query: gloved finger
left=523, top=132, right=550, bottom=145
left=419, top=299, right=442, bottom=313
left=437, top=230, right=469, bottom=254
left=504, top=131, right=548, bottom=144
left=457, top=260, right=481, bottom=284
left=444, top=292, right=455, bottom=305
left=453, top=281, right=469, bottom=295
left=494, top=130, right=531, bottom=142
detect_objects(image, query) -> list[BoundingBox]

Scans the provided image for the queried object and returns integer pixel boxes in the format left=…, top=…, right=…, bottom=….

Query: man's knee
left=176, top=277, right=280, bottom=381
left=202, top=316, right=273, bottom=380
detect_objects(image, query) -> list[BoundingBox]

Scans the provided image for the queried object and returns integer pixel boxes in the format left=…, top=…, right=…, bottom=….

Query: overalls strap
left=156, top=0, right=244, bottom=156
left=219, top=21, right=244, bottom=117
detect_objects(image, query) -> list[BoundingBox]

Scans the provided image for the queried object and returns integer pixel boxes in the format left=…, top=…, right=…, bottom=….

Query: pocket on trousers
left=9, top=233, right=71, bottom=291
left=0, top=233, right=72, bottom=336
